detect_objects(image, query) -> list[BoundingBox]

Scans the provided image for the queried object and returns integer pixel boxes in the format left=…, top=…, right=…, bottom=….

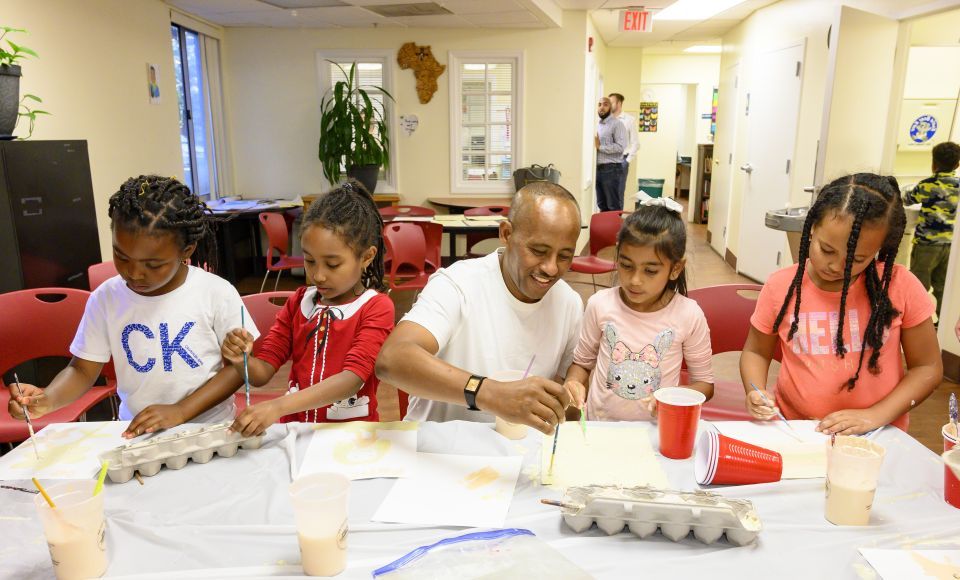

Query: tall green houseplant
left=0, top=26, right=47, bottom=139
left=318, top=62, right=393, bottom=193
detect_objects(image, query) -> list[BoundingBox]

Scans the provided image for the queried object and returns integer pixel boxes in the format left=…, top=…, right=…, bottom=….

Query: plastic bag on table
left=372, top=528, right=590, bottom=579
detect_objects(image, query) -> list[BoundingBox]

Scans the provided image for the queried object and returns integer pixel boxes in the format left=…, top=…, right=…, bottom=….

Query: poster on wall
left=638, top=101, right=658, bottom=132
left=897, top=99, right=955, bottom=151
left=710, top=88, right=719, bottom=139
left=147, top=63, right=161, bottom=105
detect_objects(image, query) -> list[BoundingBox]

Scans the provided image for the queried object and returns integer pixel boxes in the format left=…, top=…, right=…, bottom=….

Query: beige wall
left=5, top=0, right=185, bottom=260
left=221, top=13, right=592, bottom=214
left=716, top=0, right=838, bottom=261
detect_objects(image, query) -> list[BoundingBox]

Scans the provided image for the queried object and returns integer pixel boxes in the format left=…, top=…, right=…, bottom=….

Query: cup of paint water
left=290, top=473, right=350, bottom=577
left=824, top=436, right=885, bottom=526
left=654, top=387, right=706, bottom=459
left=694, top=431, right=783, bottom=486
left=33, top=479, right=107, bottom=580
left=943, top=422, right=960, bottom=509
left=490, top=370, right=529, bottom=440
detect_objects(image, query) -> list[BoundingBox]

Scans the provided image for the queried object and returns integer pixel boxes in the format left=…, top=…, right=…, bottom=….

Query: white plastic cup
left=490, top=370, right=530, bottom=440
left=33, top=480, right=107, bottom=580
left=825, top=436, right=886, bottom=526
left=289, top=473, right=350, bottom=576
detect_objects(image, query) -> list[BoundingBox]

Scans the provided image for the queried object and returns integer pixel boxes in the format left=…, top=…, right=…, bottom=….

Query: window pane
left=489, top=154, right=513, bottom=180
left=185, top=30, right=211, bottom=197
left=171, top=26, right=192, bottom=190
left=461, top=126, right=485, bottom=151
left=462, top=94, right=486, bottom=124
left=490, top=125, right=510, bottom=152
left=462, top=155, right=485, bottom=181
left=461, top=63, right=485, bottom=90
left=490, top=95, right=512, bottom=124
left=488, top=63, right=512, bottom=92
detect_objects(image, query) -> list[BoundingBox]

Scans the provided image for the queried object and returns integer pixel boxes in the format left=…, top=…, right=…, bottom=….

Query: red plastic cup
left=655, top=387, right=706, bottom=459
left=944, top=423, right=959, bottom=509
left=694, top=431, right=783, bottom=485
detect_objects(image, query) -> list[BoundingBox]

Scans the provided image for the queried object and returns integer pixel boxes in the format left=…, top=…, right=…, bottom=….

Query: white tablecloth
left=1, top=421, right=958, bottom=579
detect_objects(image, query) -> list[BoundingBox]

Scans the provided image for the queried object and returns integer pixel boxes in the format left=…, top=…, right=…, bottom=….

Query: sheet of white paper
left=540, top=422, right=669, bottom=488
left=298, top=422, right=418, bottom=480
left=0, top=421, right=130, bottom=480
left=711, top=421, right=827, bottom=479
left=372, top=453, right=523, bottom=528
left=859, top=549, right=960, bottom=579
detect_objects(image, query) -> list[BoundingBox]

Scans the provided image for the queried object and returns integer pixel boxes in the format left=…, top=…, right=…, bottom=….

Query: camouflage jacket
left=906, top=171, right=958, bottom=245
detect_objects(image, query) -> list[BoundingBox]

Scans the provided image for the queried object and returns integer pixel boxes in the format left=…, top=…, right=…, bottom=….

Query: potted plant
left=0, top=26, right=47, bottom=139
left=318, top=62, right=393, bottom=193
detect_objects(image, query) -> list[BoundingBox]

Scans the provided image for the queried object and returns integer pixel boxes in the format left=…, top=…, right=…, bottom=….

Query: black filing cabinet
left=0, top=140, right=102, bottom=294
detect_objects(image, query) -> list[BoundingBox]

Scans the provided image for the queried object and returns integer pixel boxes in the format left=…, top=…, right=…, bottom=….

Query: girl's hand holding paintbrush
left=745, top=387, right=780, bottom=421
left=7, top=382, right=52, bottom=419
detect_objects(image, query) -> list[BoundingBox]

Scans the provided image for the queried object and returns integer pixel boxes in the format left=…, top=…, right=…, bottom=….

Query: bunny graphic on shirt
left=604, top=323, right=675, bottom=400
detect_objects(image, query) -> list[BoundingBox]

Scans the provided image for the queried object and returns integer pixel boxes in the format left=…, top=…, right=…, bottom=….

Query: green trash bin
left=637, top=178, right=665, bottom=198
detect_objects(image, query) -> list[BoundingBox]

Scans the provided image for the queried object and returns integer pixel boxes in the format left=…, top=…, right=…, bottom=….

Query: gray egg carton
left=97, top=421, right=263, bottom=483
left=557, top=485, right=762, bottom=546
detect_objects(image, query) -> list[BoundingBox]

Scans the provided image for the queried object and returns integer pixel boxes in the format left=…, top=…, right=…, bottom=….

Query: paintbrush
left=13, top=373, right=39, bottom=459
left=548, top=424, right=560, bottom=475
left=241, top=306, right=251, bottom=407
left=950, top=393, right=958, bottom=440
left=750, top=382, right=802, bottom=441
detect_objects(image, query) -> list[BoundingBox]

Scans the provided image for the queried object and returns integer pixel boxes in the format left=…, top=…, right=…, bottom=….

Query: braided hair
left=302, top=179, right=386, bottom=292
left=108, top=175, right=223, bottom=272
left=617, top=204, right=688, bottom=298
left=771, top=173, right=906, bottom=391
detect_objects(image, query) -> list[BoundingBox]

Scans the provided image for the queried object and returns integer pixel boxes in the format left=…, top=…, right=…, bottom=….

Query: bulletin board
left=638, top=102, right=659, bottom=132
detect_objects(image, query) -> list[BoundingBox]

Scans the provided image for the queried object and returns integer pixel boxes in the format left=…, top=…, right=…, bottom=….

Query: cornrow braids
left=303, top=179, right=386, bottom=292
left=771, top=173, right=905, bottom=391
left=108, top=175, right=226, bottom=272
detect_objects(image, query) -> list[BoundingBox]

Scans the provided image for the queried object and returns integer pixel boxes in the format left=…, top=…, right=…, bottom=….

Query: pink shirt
left=751, top=263, right=933, bottom=430
left=574, top=288, right=714, bottom=421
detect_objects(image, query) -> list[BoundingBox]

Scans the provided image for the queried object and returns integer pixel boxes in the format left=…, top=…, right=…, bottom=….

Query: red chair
left=259, top=212, right=306, bottom=293
left=0, top=288, right=117, bottom=444
left=242, top=291, right=294, bottom=352
left=686, top=284, right=783, bottom=421
left=88, top=261, right=119, bottom=291
left=379, top=205, right=436, bottom=219
left=464, top=205, right=509, bottom=258
left=383, top=222, right=431, bottom=292
left=569, top=211, right=629, bottom=292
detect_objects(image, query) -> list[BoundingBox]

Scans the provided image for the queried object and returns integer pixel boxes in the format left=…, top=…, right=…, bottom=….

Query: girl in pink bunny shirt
left=564, top=198, right=714, bottom=420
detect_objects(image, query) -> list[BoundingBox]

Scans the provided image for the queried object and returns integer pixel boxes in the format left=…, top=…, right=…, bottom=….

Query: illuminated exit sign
left=619, top=9, right=653, bottom=32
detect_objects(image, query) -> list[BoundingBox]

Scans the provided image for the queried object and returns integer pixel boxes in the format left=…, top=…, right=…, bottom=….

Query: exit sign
left=619, top=9, right=653, bottom=32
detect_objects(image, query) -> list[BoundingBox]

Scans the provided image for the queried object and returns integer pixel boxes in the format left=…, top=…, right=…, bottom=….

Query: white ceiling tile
left=287, top=5, right=389, bottom=22
left=438, top=0, right=521, bottom=14
left=167, top=0, right=272, bottom=14
left=390, top=14, right=476, bottom=26
left=465, top=10, right=539, bottom=25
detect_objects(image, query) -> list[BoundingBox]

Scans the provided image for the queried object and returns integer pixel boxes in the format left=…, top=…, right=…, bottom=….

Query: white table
left=1, top=421, right=958, bottom=579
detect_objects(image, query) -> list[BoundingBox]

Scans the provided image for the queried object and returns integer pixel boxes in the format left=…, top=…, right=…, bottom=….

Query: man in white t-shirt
left=376, top=182, right=584, bottom=433
left=610, top=92, right=639, bottom=202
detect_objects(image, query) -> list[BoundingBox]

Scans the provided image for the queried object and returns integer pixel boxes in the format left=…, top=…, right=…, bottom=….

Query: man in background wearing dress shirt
left=609, top=93, right=639, bottom=204
left=595, top=97, right=628, bottom=211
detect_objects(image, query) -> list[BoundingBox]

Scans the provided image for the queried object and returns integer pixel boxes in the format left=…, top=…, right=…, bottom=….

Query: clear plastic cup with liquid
left=290, top=473, right=350, bottom=576
left=490, top=370, right=529, bottom=440
left=825, top=436, right=886, bottom=525
left=33, top=479, right=107, bottom=580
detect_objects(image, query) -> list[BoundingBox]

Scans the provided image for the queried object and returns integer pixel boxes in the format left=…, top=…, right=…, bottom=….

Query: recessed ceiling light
left=654, top=0, right=748, bottom=21
left=684, top=45, right=722, bottom=53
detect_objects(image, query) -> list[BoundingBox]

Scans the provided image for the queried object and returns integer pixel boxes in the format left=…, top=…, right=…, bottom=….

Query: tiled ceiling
left=166, top=0, right=559, bottom=28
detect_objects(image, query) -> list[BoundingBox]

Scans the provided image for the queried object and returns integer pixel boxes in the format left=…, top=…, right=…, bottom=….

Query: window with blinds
left=317, top=53, right=395, bottom=189
left=450, top=53, right=523, bottom=193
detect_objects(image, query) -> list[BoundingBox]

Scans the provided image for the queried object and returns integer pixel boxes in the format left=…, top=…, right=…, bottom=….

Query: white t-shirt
left=70, top=266, right=260, bottom=422
left=402, top=249, right=584, bottom=423
left=618, top=112, right=639, bottom=163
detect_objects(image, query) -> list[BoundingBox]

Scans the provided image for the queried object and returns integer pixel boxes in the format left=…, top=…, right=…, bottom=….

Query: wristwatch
left=464, top=375, right=486, bottom=411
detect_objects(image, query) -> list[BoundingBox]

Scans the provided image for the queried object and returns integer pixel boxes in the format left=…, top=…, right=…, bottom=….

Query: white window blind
left=450, top=53, right=523, bottom=193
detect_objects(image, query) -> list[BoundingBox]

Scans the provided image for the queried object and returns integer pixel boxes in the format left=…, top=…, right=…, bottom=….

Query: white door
left=708, top=63, right=740, bottom=256
left=737, top=44, right=804, bottom=281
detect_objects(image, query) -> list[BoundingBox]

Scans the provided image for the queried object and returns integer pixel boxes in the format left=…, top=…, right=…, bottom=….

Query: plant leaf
left=22, top=94, right=41, bottom=102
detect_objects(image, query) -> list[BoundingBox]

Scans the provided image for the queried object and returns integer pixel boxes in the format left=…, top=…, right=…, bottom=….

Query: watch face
left=465, top=377, right=481, bottom=392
